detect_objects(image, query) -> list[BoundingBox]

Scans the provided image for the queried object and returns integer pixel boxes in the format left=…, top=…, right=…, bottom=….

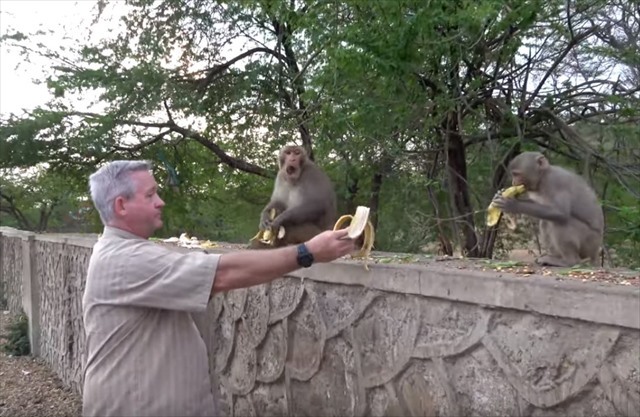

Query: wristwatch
left=296, top=243, right=314, bottom=268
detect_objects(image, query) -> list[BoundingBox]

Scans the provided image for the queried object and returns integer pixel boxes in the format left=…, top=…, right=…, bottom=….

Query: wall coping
left=2, top=227, right=638, bottom=330
left=0, top=227, right=98, bottom=248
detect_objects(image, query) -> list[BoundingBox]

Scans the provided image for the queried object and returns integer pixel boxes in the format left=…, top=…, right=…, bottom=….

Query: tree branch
left=524, top=27, right=598, bottom=110
left=196, top=47, right=288, bottom=96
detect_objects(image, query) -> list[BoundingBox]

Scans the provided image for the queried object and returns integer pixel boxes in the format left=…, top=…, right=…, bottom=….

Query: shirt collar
left=101, top=225, right=146, bottom=241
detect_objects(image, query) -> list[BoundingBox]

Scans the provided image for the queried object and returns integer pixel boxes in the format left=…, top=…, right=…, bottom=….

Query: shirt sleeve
left=97, top=239, right=220, bottom=313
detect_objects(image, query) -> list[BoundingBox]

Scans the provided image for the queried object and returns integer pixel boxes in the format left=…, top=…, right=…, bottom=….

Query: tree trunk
left=345, top=177, right=359, bottom=215
left=479, top=143, right=521, bottom=258
left=368, top=171, right=382, bottom=231
left=425, top=151, right=453, bottom=256
left=444, top=112, right=479, bottom=257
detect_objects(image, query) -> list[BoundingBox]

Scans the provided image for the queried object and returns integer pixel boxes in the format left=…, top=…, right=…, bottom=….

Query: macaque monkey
left=492, top=151, right=604, bottom=267
left=256, top=145, right=337, bottom=247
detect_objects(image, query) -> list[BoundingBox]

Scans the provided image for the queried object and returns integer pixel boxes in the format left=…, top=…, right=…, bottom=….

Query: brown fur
left=492, top=151, right=604, bottom=267
left=256, top=145, right=337, bottom=247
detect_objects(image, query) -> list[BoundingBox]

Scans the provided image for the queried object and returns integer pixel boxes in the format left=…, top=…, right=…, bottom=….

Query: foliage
left=2, top=312, right=31, bottom=357
left=0, top=0, right=638, bottom=266
left=0, top=166, right=93, bottom=232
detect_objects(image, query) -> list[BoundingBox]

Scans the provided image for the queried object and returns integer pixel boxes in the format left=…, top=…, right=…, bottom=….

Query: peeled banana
left=333, top=206, right=376, bottom=270
left=486, top=185, right=526, bottom=228
left=249, top=205, right=377, bottom=271
left=250, top=208, right=286, bottom=246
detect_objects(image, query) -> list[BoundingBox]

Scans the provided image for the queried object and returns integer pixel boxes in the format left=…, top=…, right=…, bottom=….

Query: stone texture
left=1, top=235, right=24, bottom=313
left=1, top=228, right=639, bottom=416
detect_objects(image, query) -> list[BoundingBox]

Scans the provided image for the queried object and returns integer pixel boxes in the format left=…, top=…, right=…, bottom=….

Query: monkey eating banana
left=486, top=185, right=526, bottom=230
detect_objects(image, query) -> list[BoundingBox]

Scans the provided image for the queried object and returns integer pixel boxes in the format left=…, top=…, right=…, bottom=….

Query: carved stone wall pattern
left=1, top=233, right=638, bottom=417
left=35, top=240, right=90, bottom=395
left=206, top=277, right=640, bottom=417
left=1, top=236, right=24, bottom=313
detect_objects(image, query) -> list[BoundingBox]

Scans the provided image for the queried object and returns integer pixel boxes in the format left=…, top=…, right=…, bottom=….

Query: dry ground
left=0, top=311, right=82, bottom=417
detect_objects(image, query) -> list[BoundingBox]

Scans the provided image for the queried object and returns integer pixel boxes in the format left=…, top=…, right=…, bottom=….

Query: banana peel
left=250, top=208, right=286, bottom=246
left=486, top=185, right=526, bottom=229
left=333, top=205, right=376, bottom=270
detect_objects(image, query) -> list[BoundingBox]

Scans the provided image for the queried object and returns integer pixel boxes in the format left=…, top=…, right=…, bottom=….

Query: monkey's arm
left=260, top=200, right=287, bottom=229
left=272, top=202, right=327, bottom=230
left=493, top=196, right=571, bottom=224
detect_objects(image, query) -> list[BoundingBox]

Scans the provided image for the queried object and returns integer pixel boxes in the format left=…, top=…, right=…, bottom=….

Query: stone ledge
left=0, top=228, right=98, bottom=248
left=291, top=260, right=640, bottom=330
left=196, top=245, right=639, bottom=330
left=4, top=228, right=638, bottom=330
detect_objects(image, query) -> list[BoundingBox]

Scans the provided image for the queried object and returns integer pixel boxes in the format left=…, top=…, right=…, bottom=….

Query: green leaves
left=0, top=0, right=638, bottom=265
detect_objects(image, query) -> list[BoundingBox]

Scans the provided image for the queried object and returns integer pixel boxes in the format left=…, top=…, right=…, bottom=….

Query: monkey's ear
left=537, top=155, right=549, bottom=169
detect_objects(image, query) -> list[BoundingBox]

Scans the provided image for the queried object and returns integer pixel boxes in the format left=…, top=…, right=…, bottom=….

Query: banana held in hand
left=250, top=208, right=286, bottom=246
left=486, top=185, right=526, bottom=228
left=333, top=206, right=376, bottom=270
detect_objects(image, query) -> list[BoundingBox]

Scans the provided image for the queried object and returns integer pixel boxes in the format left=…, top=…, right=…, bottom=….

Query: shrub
left=2, top=312, right=30, bottom=356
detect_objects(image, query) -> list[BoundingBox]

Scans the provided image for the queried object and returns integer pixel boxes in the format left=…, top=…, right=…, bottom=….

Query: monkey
left=491, top=151, right=604, bottom=267
left=254, top=145, right=337, bottom=247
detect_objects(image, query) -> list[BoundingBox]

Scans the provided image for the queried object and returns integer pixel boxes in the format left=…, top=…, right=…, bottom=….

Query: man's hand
left=305, top=229, right=356, bottom=263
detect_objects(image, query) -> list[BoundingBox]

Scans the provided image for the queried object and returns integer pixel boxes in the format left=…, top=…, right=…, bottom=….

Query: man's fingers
left=333, top=228, right=350, bottom=239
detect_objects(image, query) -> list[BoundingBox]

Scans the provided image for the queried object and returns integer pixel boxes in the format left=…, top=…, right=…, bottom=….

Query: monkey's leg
left=577, top=223, right=603, bottom=267
left=246, top=239, right=272, bottom=250
left=278, top=223, right=324, bottom=246
left=536, top=255, right=576, bottom=267
left=536, top=223, right=581, bottom=267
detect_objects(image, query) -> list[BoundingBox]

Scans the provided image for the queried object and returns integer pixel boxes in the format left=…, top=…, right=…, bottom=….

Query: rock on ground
left=0, top=311, right=82, bottom=417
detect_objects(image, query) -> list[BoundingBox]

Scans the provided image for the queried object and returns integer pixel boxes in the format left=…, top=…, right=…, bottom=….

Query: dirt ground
left=0, top=311, right=82, bottom=417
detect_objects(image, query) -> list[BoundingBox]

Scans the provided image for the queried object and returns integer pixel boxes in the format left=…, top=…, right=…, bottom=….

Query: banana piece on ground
left=486, top=185, right=526, bottom=228
left=333, top=206, right=376, bottom=270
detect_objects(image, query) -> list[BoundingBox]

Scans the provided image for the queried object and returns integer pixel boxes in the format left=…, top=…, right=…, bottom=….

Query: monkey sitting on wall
left=252, top=145, right=337, bottom=248
left=491, top=151, right=604, bottom=267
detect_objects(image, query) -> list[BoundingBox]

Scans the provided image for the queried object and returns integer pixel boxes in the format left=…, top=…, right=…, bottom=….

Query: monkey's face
left=279, top=146, right=306, bottom=181
left=509, top=152, right=547, bottom=190
left=510, top=170, right=524, bottom=187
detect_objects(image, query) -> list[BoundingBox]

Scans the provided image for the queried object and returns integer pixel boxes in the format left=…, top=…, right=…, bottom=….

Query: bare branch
left=112, top=130, right=172, bottom=152
left=524, top=27, right=598, bottom=110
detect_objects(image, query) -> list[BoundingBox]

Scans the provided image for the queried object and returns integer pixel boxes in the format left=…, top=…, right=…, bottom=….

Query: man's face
left=117, top=170, right=165, bottom=238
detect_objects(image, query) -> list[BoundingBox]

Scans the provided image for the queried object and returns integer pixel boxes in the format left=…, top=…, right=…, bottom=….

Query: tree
left=1, top=0, right=638, bottom=265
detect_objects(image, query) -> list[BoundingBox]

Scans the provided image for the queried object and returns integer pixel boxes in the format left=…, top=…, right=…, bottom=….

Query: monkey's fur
left=254, top=145, right=337, bottom=247
left=492, top=151, right=604, bottom=267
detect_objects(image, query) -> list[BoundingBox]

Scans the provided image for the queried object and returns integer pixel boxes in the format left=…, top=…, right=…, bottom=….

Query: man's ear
left=113, top=196, right=127, bottom=216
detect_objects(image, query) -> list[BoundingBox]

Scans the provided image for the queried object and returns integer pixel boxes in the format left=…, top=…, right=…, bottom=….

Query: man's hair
left=89, top=160, right=153, bottom=225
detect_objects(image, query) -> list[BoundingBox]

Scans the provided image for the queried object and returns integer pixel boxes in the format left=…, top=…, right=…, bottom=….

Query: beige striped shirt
left=82, top=226, right=219, bottom=416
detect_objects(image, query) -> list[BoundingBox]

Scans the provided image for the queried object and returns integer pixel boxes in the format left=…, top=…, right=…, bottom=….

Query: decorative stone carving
left=484, top=313, right=620, bottom=408
left=1, top=236, right=23, bottom=313
left=1, top=233, right=639, bottom=417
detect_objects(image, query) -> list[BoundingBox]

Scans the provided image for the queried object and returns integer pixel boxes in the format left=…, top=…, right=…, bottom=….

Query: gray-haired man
left=82, top=160, right=355, bottom=416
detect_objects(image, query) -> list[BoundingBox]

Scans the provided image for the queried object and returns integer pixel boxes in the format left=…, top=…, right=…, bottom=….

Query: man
left=82, top=160, right=355, bottom=416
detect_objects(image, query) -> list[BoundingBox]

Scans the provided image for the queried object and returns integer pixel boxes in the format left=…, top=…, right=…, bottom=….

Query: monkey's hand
left=491, top=195, right=521, bottom=214
left=259, top=211, right=273, bottom=230
left=260, top=205, right=283, bottom=230
left=270, top=216, right=285, bottom=233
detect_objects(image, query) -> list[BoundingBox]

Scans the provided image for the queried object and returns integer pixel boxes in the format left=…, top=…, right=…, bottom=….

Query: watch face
left=300, top=254, right=313, bottom=267
left=297, top=244, right=314, bottom=267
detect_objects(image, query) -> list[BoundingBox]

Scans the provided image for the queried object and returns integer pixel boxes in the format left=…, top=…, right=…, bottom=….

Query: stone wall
left=0, top=232, right=24, bottom=312
left=1, top=227, right=639, bottom=416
